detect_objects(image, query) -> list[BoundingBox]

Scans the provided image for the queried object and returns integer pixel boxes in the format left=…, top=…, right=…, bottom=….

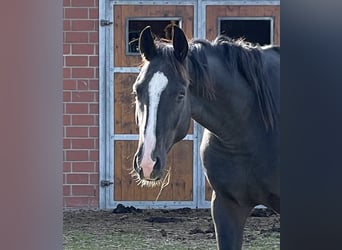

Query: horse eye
left=177, top=92, right=186, bottom=102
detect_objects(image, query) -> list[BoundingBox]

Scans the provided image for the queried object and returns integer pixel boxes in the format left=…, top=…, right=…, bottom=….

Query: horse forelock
left=140, top=40, right=190, bottom=87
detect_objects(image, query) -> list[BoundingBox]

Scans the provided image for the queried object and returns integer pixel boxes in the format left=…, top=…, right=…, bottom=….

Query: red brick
left=89, top=31, right=98, bottom=43
left=63, top=162, right=71, bottom=172
left=72, top=44, right=94, bottom=54
left=63, top=115, right=71, bottom=125
left=94, top=20, right=99, bottom=31
left=64, top=197, right=89, bottom=208
left=72, top=67, right=94, bottom=78
left=72, top=115, right=94, bottom=125
left=94, top=93, right=99, bottom=102
left=63, top=92, right=71, bottom=102
left=63, top=68, right=71, bottom=78
left=72, top=162, right=94, bottom=172
left=65, top=32, right=88, bottom=43
left=66, top=150, right=88, bottom=161
left=89, top=56, right=98, bottom=66
left=67, top=174, right=89, bottom=184
left=89, top=173, right=99, bottom=184
left=63, top=185, right=71, bottom=196
left=72, top=138, right=94, bottom=149
left=64, top=8, right=88, bottom=19
left=72, top=185, right=95, bottom=196
left=89, top=80, right=98, bottom=90
left=65, top=103, right=88, bottom=114
left=63, top=80, right=77, bottom=90
left=77, top=80, right=90, bottom=90
left=71, top=0, right=95, bottom=7
left=63, top=44, right=70, bottom=54
left=88, top=197, right=98, bottom=208
left=90, top=150, right=98, bottom=161
left=72, top=92, right=94, bottom=102
left=64, top=138, right=71, bottom=149
left=63, top=20, right=71, bottom=31
left=63, top=115, right=71, bottom=126
left=63, top=0, right=71, bottom=7
left=89, top=127, right=98, bottom=137
left=89, top=104, right=98, bottom=114
left=65, top=56, right=88, bottom=66
left=89, top=8, right=98, bottom=19
left=66, top=127, right=88, bottom=137
left=71, top=20, right=95, bottom=31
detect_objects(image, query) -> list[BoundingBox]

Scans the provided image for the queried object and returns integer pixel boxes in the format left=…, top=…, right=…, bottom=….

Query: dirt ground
left=63, top=206, right=280, bottom=250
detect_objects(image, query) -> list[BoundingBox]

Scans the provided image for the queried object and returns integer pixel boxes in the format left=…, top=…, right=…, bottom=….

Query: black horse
left=131, top=26, right=279, bottom=250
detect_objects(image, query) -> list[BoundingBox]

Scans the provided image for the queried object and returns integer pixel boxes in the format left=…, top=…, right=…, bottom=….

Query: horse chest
left=200, top=130, right=277, bottom=200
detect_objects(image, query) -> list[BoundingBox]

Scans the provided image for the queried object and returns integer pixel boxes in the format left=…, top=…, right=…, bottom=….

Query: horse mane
left=188, top=36, right=278, bottom=131
left=188, top=40, right=216, bottom=100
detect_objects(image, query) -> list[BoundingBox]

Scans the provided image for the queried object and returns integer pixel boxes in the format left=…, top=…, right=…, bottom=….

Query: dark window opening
left=127, top=19, right=181, bottom=54
left=219, top=19, right=272, bottom=45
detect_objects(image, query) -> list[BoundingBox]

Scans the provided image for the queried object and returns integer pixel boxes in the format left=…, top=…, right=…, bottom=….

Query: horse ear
left=139, top=26, right=157, bottom=61
left=172, top=26, right=188, bottom=62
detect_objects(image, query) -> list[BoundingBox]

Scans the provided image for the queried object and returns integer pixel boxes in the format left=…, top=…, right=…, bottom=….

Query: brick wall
left=63, top=0, right=99, bottom=208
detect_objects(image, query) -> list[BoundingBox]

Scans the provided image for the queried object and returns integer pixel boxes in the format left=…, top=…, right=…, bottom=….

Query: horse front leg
left=211, top=191, right=252, bottom=250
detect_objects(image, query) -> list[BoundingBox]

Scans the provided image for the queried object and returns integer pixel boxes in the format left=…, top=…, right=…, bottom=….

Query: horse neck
left=189, top=64, right=264, bottom=148
left=190, top=76, right=247, bottom=140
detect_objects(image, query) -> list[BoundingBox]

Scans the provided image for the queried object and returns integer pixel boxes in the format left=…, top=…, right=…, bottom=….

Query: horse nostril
left=135, top=156, right=140, bottom=169
left=138, top=167, right=144, bottom=178
left=134, top=155, right=142, bottom=173
left=149, top=157, right=162, bottom=180
left=154, top=157, right=161, bottom=171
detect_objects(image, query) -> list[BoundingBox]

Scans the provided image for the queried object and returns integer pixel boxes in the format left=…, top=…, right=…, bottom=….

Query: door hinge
left=100, top=19, right=113, bottom=26
left=101, top=180, right=114, bottom=187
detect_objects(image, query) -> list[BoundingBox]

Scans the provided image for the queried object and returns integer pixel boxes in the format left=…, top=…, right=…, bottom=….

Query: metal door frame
left=99, top=0, right=280, bottom=209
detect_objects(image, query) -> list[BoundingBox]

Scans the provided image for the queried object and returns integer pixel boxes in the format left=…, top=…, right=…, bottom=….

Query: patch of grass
left=64, top=229, right=279, bottom=250
left=64, top=230, right=148, bottom=249
left=63, top=210, right=279, bottom=250
left=243, top=231, right=280, bottom=250
left=64, top=229, right=217, bottom=250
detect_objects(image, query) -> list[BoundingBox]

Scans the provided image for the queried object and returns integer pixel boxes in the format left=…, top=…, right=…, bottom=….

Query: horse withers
left=131, top=25, right=280, bottom=250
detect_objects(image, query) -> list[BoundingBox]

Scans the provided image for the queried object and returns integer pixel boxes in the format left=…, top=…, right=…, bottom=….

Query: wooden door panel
left=114, top=73, right=138, bottom=134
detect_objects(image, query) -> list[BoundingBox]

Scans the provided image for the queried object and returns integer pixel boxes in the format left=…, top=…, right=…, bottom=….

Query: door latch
left=100, top=19, right=113, bottom=26
left=101, top=180, right=114, bottom=187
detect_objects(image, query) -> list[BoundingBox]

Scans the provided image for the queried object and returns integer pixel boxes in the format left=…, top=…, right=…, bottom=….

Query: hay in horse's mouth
left=129, top=166, right=171, bottom=189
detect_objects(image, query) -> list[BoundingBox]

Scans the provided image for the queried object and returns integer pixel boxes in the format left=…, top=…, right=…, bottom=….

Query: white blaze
left=140, top=71, right=168, bottom=178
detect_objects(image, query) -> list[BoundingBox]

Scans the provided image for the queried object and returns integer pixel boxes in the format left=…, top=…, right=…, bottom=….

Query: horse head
left=132, top=26, right=191, bottom=186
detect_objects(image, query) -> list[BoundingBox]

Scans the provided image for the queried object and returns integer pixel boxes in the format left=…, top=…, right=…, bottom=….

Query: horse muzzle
left=133, top=153, right=163, bottom=181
